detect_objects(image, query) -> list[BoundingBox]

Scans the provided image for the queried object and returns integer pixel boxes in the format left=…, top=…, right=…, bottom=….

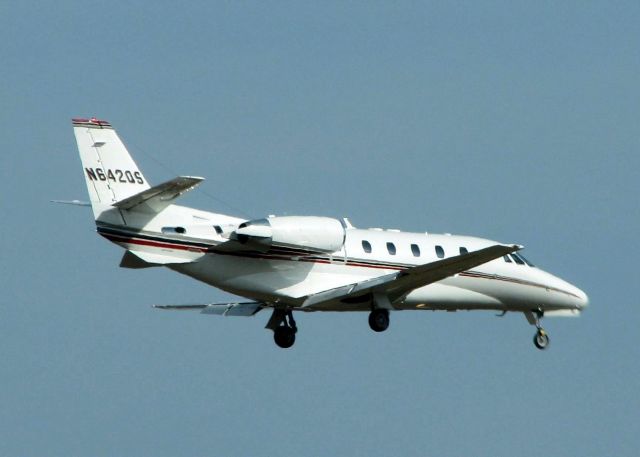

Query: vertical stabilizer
left=72, top=118, right=150, bottom=220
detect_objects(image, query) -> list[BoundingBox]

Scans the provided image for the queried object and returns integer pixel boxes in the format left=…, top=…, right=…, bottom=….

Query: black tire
left=368, top=309, right=390, bottom=332
left=274, top=326, right=296, bottom=348
left=533, top=331, right=549, bottom=350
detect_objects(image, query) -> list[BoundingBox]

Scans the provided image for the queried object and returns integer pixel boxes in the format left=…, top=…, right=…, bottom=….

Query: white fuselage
left=97, top=206, right=588, bottom=315
left=71, top=117, right=587, bottom=350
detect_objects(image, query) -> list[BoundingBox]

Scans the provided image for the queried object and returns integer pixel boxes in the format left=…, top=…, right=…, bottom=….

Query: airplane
left=66, top=117, right=588, bottom=350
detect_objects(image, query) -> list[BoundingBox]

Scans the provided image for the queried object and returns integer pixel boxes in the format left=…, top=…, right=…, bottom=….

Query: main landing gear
left=368, top=309, right=390, bottom=332
left=526, top=310, right=550, bottom=350
left=268, top=309, right=298, bottom=349
left=268, top=308, right=391, bottom=348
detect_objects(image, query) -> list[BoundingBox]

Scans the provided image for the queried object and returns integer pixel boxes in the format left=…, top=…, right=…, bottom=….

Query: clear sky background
left=1, top=1, right=638, bottom=456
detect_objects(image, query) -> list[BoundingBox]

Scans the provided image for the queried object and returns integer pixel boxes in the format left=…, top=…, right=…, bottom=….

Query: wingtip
left=180, top=175, right=206, bottom=181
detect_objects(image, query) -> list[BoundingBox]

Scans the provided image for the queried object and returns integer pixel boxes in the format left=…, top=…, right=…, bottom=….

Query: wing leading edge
left=302, top=244, right=522, bottom=310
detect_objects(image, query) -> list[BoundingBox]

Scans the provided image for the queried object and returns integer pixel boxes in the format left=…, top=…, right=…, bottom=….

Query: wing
left=154, top=301, right=265, bottom=316
left=113, top=176, right=204, bottom=214
left=302, top=244, right=521, bottom=310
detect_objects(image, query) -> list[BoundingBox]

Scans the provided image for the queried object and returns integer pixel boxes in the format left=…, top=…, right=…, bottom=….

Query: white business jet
left=67, top=117, right=588, bottom=350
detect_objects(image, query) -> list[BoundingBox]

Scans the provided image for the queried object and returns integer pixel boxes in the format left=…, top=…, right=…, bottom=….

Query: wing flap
left=302, top=272, right=398, bottom=308
left=113, top=176, right=204, bottom=214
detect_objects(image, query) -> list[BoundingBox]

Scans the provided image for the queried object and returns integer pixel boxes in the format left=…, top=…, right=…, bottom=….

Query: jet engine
left=233, top=216, right=345, bottom=253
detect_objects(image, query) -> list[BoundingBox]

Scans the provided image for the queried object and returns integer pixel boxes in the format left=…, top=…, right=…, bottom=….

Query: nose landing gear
left=525, top=310, right=550, bottom=350
left=534, top=328, right=549, bottom=350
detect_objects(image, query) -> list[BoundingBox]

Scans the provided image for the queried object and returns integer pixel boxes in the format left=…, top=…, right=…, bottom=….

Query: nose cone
left=574, top=286, right=589, bottom=309
left=535, top=268, right=589, bottom=310
left=555, top=278, right=589, bottom=310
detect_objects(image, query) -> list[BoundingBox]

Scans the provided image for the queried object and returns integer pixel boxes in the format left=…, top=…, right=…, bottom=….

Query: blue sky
left=1, top=2, right=638, bottom=456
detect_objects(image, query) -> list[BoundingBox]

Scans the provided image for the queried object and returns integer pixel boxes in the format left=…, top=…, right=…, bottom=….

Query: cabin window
left=459, top=247, right=469, bottom=255
left=162, top=226, right=186, bottom=234
left=362, top=240, right=372, bottom=253
left=411, top=244, right=421, bottom=257
left=213, top=225, right=223, bottom=235
left=435, top=245, right=445, bottom=258
left=386, top=242, right=396, bottom=255
left=503, top=255, right=512, bottom=263
left=511, top=253, right=525, bottom=265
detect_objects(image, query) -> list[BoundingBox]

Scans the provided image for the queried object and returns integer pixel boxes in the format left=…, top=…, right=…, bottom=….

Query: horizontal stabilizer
left=154, top=302, right=264, bottom=316
left=120, top=250, right=199, bottom=268
left=113, top=176, right=204, bottom=214
left=51, top=199, right=91, bottom=207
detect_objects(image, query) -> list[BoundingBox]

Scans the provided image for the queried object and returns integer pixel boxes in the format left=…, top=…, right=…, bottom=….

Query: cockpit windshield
left=511, top=252, right=535, bottom=267
left=518, top=253, right=535, bottom=267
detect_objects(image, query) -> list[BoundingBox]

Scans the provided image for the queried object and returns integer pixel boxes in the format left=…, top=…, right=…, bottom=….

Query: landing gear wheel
left=274, top=326, right=296, bottom=349
left=533, top=329, right=549, bottom=350
left=368, top=309, right=390, bottom=332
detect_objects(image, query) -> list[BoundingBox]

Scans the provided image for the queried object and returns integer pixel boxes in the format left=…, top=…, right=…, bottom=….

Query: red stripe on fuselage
left=100, top=230, right=577, bottom=297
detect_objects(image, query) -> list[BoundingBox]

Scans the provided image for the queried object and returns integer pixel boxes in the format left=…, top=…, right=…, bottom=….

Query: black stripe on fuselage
left=97, top=226, right=212, bottom=249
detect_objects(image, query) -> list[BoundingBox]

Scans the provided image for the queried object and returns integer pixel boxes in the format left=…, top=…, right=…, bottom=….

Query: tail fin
left=72, top=117, right=150, bottom=219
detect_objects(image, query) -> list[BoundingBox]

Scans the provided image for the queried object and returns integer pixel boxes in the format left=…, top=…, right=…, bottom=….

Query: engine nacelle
left=233, top=216, right=345, bottom=253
